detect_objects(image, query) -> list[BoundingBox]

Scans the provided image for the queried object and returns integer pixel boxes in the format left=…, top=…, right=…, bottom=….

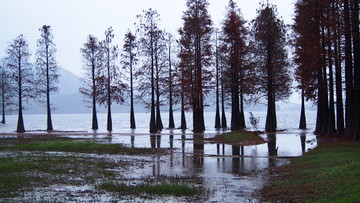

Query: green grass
left=1, top=141, right=125, bottom=153
left=260, top=141, right=360, bottom=202
left=0, top=153, right=120, bottom=198
left=98, top=182, right=199, bottom=196
left=223, top=131, right=256, bottom=142
left=0, top=156, right=43, bottom=197
left=0, top=140, right=166, bottom=155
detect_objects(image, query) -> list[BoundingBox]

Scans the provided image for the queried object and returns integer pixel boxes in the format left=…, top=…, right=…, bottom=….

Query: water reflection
left=267, top=134, right=278, bottom=167
left=300, top=132, right=306, bottom=153
left=150, top=134, right=161, bottom=148
left=193, top=133, right=204, bottom=168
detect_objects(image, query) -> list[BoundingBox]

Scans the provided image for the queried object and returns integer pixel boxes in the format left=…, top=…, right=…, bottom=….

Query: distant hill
left=58, top=68, right=82, bottom=96
left=25, top=68, right=141, bottom=114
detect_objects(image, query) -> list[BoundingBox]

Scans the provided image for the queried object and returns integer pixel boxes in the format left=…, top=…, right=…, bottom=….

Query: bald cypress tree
left=98, top=27, right=127, bottom=132
left=251, top=3, right=291, bottom=133
left=122, top=31, right=137, bottom=129
left=221, top=0, right=248, bottom=131
left=5, top=35, right=34, bottom=133
left=178, top=0, right=213, bottom=133
left=36, top=25, right=60, bottom=131
left=80, top=34, right=102, bottom=130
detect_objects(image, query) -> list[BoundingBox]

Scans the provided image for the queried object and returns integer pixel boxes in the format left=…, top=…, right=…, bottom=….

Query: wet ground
left=0, top=131, right=318, bottom=202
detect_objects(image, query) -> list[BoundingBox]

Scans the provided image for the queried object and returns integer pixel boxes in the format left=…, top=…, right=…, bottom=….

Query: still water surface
left=0, top=111, right=318, bottom=201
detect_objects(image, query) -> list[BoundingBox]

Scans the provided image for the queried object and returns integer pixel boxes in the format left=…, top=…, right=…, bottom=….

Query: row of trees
left=3, top=0, right=358, bottom=138
left=79, top=0, right=291, bottom=133
left=293, top=0, right=360, bottom=139
left=1, top=25, right=59, bottom=133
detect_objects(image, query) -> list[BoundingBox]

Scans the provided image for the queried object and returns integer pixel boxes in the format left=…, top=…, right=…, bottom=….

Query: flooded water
left=0, top=111, right=318, bottom=201
left=0, top=111, right=316, bottom=134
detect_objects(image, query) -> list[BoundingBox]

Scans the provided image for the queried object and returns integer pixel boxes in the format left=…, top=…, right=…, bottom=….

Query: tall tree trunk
left=168, top=103, right=175, bottom=129
left=1, top=68, right=5, bottom=124
left=17, top=60, right=25, bottom=133
left=215, top=79, right=221, bottom=128
left=149, top=34, right=156, bottom=133
left=214, top=38, right=221, bottom=129
left=221, top=72, right=227, bottom=129
left=327, top=25, right=336, bottom=136
left=168, top=44, right=175, bottom=129
left=130, top=46, right=136, bottom=129
left=230, top=81, right=241, bottom=130
left=334, top=5, right=344, bottom=136
left=193, top=33, right=205, bottom=133
left=344, top=0, right=353, bottom=137
left=106, top=52, right=112, bottom=132
left=17, top=105, right=25, bottom=133
left=92, top=62, right=98, bottom=130
left=299, top=88, right=307, bottom=129
left=265, top=37, right=276, bottom=133
left=239, top=80, right=246, bottom=129
left=315, top=0, right=325, bottom=134
left=92, top=95, right=98, bottom=130
left=317, top=22, right=330, bottom=135
left=230, top=51, right=241, bottom=131
left=180, top=89, right=187, bottom=130
left=46, top=47, right=53, bottom=131
left=155, top=52, right=163, bottom=131
left=351, top=0, right=360, bottom=139
left=107, top=103, right=112, bottom=131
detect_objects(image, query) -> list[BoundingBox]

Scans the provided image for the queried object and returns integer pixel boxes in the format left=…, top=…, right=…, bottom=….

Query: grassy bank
left=260, top=139, right=360, bottom=202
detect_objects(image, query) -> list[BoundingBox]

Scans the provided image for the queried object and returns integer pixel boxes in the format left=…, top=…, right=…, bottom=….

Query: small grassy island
left=209, top=131, right=266, bottom=146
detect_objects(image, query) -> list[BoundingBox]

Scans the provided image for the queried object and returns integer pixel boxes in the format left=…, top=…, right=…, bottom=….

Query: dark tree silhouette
left=5, top=35, right=34, bottom=133
left=122, top=31, right=138, bottom=129
left=214, top=30, right=221, bottom=129
left=331, top=1, right=345, bottom=136
left=179, top=0, right=213, bottom=133
left=136, top=9, right=165, bottom=133
left=179, top=44, right=187, bottom=131
left=221, top=0, right=248, bottom=130
left=0, top=66, right=4, bottom=124
left=80, top=34, right=102, bottom=130
left=98, top=27, right=127, bottom=131
left=351, top=0, right=360, bottom=140
left=166, top=33, right=176, bottom=129
left=251, top=3, right=291, bottom=133
left=344, top=0, right=353, bottom=136
left=35, top=25, right=60, bottom=131
left=293, top=0, right=321, bottom=130
left=294, top=0, right=356, bottom=136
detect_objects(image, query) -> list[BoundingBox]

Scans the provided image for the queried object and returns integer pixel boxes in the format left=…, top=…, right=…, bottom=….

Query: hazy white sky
left=0, top=0, right=295, bottom=76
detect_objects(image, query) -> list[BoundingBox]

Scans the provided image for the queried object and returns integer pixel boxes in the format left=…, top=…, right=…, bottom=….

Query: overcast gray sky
left=0, top=0, right=295, bottom=76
